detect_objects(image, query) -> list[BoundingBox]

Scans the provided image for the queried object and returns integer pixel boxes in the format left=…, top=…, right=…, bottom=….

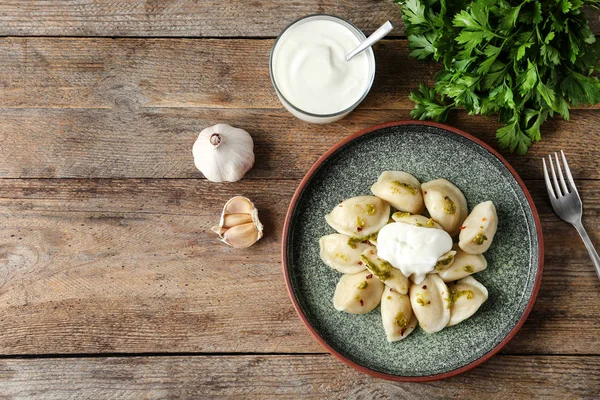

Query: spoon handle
left=346, top=21, right=393, bottom=61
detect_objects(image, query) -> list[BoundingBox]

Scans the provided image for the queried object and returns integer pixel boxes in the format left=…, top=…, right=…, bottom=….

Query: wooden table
left=0, top=1, right=598, bottom=398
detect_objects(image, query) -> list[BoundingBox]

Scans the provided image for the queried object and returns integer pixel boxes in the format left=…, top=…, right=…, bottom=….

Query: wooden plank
left=0, top=1, right=406, bottom=37
left=0, top=38, right=438, bottom=110
left=2, top=37, right=599, bottom=112
left=0, top=178, right=597, bottom=355
left=0, top=1, right=597, bottom=37
left=0, top=107, right=599, bottom=180
left=0, top=355, right=598, bottom=398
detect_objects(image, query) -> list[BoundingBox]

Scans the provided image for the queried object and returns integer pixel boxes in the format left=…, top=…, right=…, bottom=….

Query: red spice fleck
left=357, top=227, right=363, bottom=232
left=389, top=288, right=396, bottom=292
left=362, top=240, right=369, bottom=244
left=358, top=261, right=363, bottom=265
left=422, top=285, right=427, bottom=289
left=360, top=299, right=364, bottom=306
left=400, top=328, right=406, bottom=336
left=366, top=274, right=373, bottom=279
left=459, top=225, right=466, bottom=230
left=482, top=217, right=487, bottom=221
left=424, top=191, right=428, bottom=195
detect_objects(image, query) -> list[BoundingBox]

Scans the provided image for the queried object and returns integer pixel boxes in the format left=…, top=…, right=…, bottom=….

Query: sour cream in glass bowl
left=270, top=15, right=376, bottom=124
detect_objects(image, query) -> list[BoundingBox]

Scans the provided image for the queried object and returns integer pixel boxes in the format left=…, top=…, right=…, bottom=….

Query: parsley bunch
left=395, top=0, right=600, bottom=154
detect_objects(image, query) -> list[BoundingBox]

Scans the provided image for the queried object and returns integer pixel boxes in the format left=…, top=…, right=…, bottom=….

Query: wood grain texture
left=0, top=0, right=406, bottom=37
left=0, top=1, right=597, bottom=38
left=0, top=0, right=598, bottom=395
left=2, top=37, right=599, bottom=112
left=0, top=355, right=599, bottom=399
left=0, top=38, right=438, bottom=110
left=0, top=178, right=597, bottom=355
left=0, top=179, right=308, bottom=354
left=0, top=37, right=598, bottom=179
left=0, top=108, right=599, bottom=179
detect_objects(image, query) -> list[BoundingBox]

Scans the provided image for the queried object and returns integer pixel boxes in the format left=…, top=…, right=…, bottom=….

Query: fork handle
left=574, top=223, right=600, bottom=281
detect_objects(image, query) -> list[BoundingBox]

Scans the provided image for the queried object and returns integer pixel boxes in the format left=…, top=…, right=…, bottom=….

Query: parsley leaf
left=520, top=60, right=538, bottom=95
left=496, top=118, right=531, bottom=155
left=403, top=0, right=428, bottom=26
left=408, top=33, right=436, bottom=59
left=409, top=83, right=452, bottom=121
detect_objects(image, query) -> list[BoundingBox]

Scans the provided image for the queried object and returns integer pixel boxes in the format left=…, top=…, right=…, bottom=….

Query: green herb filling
left=472, top=232, right=488, bottom=245
left=443, top=196, right=456, bottom=214
left=391, top=181, right=418, bottom=195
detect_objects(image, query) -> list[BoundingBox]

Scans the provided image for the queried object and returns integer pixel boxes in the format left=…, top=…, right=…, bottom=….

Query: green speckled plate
left=282, top=121, right=543, bottom=381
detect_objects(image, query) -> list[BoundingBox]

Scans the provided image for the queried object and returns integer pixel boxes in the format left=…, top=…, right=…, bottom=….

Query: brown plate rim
left=281, top=120, right=544, bottom=382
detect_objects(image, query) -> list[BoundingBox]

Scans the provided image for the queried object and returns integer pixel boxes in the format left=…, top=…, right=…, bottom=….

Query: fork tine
left=543, top=158, right=556, bottom=199
left=554, top=152, right=569, bottom=194
left=548, top=155, right=563, bottom=197
left=560, top=150, right=579, bottom=195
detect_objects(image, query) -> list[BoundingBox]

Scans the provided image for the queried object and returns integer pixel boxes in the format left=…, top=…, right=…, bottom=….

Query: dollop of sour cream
left=272, top=19, right=371, bottom=115
left=377, top=223, right=453, bottom=284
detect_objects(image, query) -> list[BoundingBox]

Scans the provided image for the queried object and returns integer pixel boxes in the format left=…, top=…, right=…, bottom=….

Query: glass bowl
left=269, top=14, right=376, bottom=124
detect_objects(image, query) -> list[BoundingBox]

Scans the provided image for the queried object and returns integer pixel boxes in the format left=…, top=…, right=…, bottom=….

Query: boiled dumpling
left=434, top=250, right=457, bottom=272
left=325, top=196, right=390, bottom=237
left=409, top=274, right=450, bottom=333
left=458, top=201, right=498, bottom=254
left=370, top=171, right=424, bottom=214
left=438, top=246, right=487, bottom=282
left=333, top=270, right=384, bottom=314
left=391, top=212, right=443, bottom=230
left=447, top=276, right=488, bottom=326
left=319, top=234, right=371, bottom=274
left=421, top=179, right=468, bottom=237
left=381, top=286, right=417, bottom=342
left=360, top=248, right=409, bottom=294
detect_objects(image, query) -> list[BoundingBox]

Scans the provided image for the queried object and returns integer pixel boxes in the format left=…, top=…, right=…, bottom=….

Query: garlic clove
left=211, top=226, right=227, bottom=235
left=212, top=196, right=264, bottom=249
left=222, top=222, right=260, bottom=248
left=223, top=196, right=255, bottom=214
left=223, top=213, right=253, bottom=228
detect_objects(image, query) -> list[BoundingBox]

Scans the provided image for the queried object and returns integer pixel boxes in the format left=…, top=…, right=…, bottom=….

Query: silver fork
left=543, top=150, right=600, bottom=280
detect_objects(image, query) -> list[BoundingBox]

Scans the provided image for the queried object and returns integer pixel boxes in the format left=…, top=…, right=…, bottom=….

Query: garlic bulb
left=193, top=124, right=255, bottom=182
left=211, top=196, right=263, bottom=248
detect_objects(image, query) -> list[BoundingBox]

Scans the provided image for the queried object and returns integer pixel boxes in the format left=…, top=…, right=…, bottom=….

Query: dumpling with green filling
left=319, top=234, right=370, bottom=274
left=447, top=276, right=488, bottom=326
left=438, top=246, right=487, bottom=282
left=333, top=270, right=384, bottom=314
left=360, top=247, right=409, bottom=294
left=458, top=201, right=498, bottom=254
left=409, top=274, right=450, bottom=334
left=434, top=250, right=457, bottom=272
left=325, top=196, right=390, bottom=237
left=381, top=286, right=418, bottom=342
left=421, top=178, right=468, bottom=237
left=370, top=171, right=424, bottom=214
left=391, top=212, right=443, bottom=230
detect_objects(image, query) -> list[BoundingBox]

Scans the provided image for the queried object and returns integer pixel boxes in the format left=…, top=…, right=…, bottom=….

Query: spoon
left=346, top=21, right=393, bottom=61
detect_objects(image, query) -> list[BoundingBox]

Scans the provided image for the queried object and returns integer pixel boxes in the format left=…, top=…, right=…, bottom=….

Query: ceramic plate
left=282, top=121, right=543, bottom=381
